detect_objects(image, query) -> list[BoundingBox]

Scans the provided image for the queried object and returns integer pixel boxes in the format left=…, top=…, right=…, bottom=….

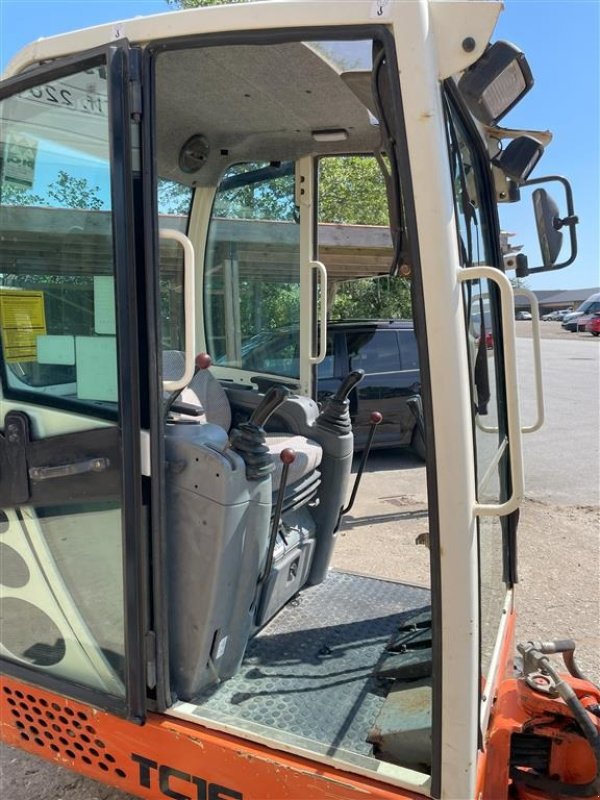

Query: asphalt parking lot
left=1, top=321, right=598, bottom=799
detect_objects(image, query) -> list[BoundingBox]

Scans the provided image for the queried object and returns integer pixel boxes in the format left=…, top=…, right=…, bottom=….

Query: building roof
left=515, top=287, right=599, bottom=308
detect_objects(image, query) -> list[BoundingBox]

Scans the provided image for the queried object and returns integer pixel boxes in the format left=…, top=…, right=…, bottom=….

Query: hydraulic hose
left=512, top=646, right=600, bottom=797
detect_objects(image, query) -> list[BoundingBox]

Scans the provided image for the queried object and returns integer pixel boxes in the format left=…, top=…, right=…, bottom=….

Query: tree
left=1, top=171, right=103, bottom=210
left=319, top=156, right=411, bottom=319
left=47, top=170, right=103, bottom=210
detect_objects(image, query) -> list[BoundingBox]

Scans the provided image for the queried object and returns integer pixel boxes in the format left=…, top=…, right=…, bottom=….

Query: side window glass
left=0, top=67, right=119, bottom=414
left=446, top=96, right=509, bottom=685
left=157, top=179, right=193, bottom=352
left=398, top=331, right=419, bottom=370
left=317, top=155, right=412, bottom=321
left=348, top=331, right=400, bottom=373
left=317, top=334, right=335, bottom=379
left=204, top=162, right=300, bottom=377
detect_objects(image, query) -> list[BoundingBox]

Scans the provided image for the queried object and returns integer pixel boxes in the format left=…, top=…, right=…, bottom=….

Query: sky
left=1, top=0, right=598, bottom=291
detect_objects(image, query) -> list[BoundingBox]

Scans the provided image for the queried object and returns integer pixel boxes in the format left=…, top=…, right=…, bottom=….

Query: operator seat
left=163, top=350, right=322, bottom=491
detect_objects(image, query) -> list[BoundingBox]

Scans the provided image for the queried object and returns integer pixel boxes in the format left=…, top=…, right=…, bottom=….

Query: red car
left=585, top=313, right=600, bottom=337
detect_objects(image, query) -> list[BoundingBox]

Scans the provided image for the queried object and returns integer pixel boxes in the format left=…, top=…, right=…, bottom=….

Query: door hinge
left=146, top=630, right=157, bottom=689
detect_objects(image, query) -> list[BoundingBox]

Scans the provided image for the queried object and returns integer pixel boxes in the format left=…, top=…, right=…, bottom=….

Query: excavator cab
left=1, top=4, right=596, bottom=800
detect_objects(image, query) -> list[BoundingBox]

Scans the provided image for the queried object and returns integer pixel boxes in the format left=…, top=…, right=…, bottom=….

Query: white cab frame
left=3, top=3, right=512, bottom=798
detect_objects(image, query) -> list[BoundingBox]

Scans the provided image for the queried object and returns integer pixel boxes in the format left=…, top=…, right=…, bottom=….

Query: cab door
left=0, top=44, right=146, bottom=718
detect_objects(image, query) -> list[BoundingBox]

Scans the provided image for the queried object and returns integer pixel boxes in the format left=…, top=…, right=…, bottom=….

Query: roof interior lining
left=154, top=41, right=380, bottom=186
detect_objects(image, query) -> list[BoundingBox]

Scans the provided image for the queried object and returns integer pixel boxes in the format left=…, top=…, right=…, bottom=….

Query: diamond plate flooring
left=193, top=571, right=430, bottom=759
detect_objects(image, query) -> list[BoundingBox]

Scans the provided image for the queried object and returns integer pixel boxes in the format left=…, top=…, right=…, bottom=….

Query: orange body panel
left=481, top=673, right=600, bottom=799
left=0, top=676, right=425, bottom=800
left=475, top=609, right=517, bottom=798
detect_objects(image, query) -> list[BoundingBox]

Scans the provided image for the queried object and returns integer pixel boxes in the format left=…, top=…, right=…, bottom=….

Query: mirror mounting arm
left=554, top=213, right=579, bottom=231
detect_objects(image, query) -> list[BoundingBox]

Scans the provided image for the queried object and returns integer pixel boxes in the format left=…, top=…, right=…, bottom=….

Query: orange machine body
left=0, top=676, right=425, bottom=800
left=481, top=674, right=600, bottom=799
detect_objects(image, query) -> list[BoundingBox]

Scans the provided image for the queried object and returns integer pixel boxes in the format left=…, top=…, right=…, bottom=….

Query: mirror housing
left=492, top=136, right=544, bottom=184
left=458, top=41, right=534, bottom=126
left=533, top=188, right=563, bottom=266
left=525, top=176, right=578, bottom=274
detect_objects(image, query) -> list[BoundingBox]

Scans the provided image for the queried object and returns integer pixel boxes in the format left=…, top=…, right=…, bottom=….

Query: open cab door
left=0, top=42, right=147, bottom=719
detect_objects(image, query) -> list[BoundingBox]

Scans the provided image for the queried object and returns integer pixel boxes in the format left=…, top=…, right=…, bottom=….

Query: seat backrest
left=163, top=350, right=232, bottom=431
left=188, top=367, right=232, bottom=431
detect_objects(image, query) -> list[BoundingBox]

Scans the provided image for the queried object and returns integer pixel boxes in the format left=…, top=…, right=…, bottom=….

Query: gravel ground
left=1, top=320, right=598, bottom=799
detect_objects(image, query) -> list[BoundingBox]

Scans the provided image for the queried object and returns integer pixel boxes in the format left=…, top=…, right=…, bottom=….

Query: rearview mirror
left=499, top=176, right=579, bottom=276
left=533, top=188, right=563, bottom=266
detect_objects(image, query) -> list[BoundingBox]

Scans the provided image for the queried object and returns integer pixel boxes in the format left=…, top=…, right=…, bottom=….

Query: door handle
left=457, top=266, right=524, bottom=517
left=29, top=457, right=110, bottom=481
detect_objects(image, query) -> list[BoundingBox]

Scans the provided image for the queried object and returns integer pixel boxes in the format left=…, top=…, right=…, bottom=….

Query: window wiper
left=220, top=161, right=294, bottom=192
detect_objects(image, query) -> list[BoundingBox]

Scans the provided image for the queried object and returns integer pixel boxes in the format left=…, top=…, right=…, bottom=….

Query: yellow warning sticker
left=0, top=289, right=47, bottom=362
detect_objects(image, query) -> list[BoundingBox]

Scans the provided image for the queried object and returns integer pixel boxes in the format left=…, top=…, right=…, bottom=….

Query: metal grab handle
left=458, top=266, right=524, bottom=517
left=475, top=287, right=544, bottom=436
left=29, top=457, right=110, bottom=481
left=514, top=288, right=544, bottom=433
left=308, top=260, right=328, bottom=364
left=160, top=229, right=196, bottom=392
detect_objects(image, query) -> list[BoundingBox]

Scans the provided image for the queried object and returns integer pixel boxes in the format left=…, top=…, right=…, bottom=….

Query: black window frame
left=0, top=42, right=147, bottom=722
left=443, top=80, right=517, bottom=740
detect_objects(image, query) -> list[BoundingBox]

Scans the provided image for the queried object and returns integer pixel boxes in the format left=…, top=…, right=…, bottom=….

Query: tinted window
left=398, top=331, right=419, bottom=370
left=317, top=334, right=336, bottom=379
left=348, top=330, right=400, bottom=373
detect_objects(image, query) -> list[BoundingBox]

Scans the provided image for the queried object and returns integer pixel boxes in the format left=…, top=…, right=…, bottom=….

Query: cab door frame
left=0, top=42, right=147, bottom=722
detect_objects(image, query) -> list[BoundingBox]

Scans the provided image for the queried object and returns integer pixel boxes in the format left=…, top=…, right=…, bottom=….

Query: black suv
left=236, top=319, right=424, bottom=459
left=318, top=320, right=423, bottom=459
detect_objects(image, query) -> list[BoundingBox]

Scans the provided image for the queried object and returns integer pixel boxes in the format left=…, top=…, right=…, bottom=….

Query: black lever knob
left=332, top=369, right=364, bottom=402
left=249, top=385, right=290, bottom=428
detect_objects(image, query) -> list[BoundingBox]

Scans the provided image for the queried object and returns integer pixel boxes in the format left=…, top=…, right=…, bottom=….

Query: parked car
left=585, top=314, right=600, bottom=337
left=317, top=320, right=424, bottom=458
left=541, top=309, right=570, bottom=321
left=238, top=320, right=424, bottom=458
left=562, top=293, right=600, bottom=331
left=515, top=310, right=532, bottom=320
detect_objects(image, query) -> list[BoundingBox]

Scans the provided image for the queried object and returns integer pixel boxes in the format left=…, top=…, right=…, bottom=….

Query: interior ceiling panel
left=155, top=41, right=380, bottom=185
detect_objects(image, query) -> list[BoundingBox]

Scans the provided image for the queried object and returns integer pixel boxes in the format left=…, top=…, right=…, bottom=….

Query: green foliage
left=319, top=156, right=411, bottom=320
left=240, top=282, right=299, bottom=335
left=158, top=179, right=194, bottom=215
left=214, top=165, right=296, bottom=221
left=1, top=171, right=103, bottom=210
left=319, top=156, right=389, bottom=226
left=0, top=183, right=46, bottom=206
left=331, top=276, right=412, bottom=321
left=47, top=171, right=103, bottom=210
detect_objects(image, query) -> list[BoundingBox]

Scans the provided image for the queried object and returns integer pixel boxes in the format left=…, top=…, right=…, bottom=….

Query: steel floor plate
left=192, top=571, right=430, bottom=760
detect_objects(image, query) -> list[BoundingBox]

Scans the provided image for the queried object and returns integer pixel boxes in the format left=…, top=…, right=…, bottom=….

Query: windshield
left=204, top=162, right=301, bottom=378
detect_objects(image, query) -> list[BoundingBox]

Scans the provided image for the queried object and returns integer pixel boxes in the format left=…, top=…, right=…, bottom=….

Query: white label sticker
left=37, top=335, right=75, bottom=365
left=371, top=0, right=391, bottom=19
left=76, top=336, right=118, bottom=401
left=94, top=276, right=116, bottom=335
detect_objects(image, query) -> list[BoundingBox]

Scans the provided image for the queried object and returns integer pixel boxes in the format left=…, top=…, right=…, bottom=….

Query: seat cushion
left=265, top=434, right=322, bottom=491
